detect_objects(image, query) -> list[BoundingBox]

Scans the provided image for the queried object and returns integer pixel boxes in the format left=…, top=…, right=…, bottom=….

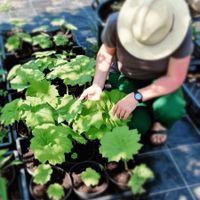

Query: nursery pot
left=105, top=161, right=135, bottom=192
left=70, top=161, right=109, bottom=199
left=16, top=137, right=39, bottom=176
left=92, top=0, right=124, bottom=46
left=63, top=141, right=96, bottom=171
left=29, top=166, right=72, bottom=200
left=16, top=120, right=31, bottom=137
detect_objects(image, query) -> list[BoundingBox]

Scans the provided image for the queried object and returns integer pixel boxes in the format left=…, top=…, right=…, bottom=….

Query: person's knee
left=153, top=92, right=186, bottom=127
left=128, top=106, right=152, bottom=134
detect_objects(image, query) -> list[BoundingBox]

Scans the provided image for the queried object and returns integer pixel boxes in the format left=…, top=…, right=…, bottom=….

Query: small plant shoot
left=80, top=167, right=100, bottom=187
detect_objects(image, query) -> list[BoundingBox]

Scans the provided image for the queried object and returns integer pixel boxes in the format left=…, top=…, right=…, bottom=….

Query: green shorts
left=109, top=73, right=186, bottom=134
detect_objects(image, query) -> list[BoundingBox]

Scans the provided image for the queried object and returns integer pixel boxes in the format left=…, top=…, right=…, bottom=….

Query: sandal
left=150, top=130, right=167, bottom=145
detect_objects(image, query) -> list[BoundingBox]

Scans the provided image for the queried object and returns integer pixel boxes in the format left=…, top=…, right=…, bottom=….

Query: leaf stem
left=66, top=85, right=69, bottom=95
left=124, top=160, right=128, bottom=172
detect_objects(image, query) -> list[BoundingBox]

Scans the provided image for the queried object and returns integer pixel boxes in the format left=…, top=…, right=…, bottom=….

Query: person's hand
left=79, top=85, right=102, bottom=101
left=113, top=93, right=138, bottom=120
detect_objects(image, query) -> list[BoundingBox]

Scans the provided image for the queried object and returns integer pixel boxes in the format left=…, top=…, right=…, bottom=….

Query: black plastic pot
left=61, top=141, right=96, bottom=171
left=70, top=161, right=109, bottom=200
left=92, top=0, right=124, bottom=46
left=15, top=120, right=31, bottom=138
left=105, top=161, right=135, bottom=192
left=0, top=126, right=14, bottom=150
left=0, top=151, right=27, bottom=200
left=29, top=166, right=72, bottom=200
left=16, top=137, right=39, bottom=176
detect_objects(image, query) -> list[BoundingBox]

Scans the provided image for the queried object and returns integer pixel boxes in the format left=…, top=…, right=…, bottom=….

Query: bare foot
left=150, top=122, right=167, bottom=145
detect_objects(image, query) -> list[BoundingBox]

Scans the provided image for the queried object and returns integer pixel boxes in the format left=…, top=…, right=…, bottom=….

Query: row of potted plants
left=0, top=18, right=154, bottom=200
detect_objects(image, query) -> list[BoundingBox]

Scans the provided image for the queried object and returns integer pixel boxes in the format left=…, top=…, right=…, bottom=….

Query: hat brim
left=117, top=0, right=191, bottom=60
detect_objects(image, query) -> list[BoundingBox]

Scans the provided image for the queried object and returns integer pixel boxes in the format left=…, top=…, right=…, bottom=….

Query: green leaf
left=32, top=33, right=53, bottom=49
left=99, top=126, right=142, bottom=162
left=0, top=99, right=23, bottom=126
left=31, top=124, right=73, bottom=165
left=47, top=183, right=65, bottom=200
left=72, top=90, right=127, bottom=139
left=56, top=95, right=82, bottom=123
left=5, top=35, right=21, bottom=52
left=16, top=32, right=32, bottom=43
left=0, top=177, right=8, bottom=200
left=7, top=64, right=21, bottom=80
left=64, top=23, right=77, bottom=30
left=53, top=34, right=69, bottom=46
left=71, top=152, right=78, bottom=160
left=33, top=51, right=56, bottom=58
left=21, top=103, right=55, bottom=128
left=33, top=164, right=53, bottom=185
left=128, top=164, right=154, bottom=195
left=47, top=55, right=95, bottom=86
left=9, top=67, right=45, bottom=91
left=26, top=80, right=58, bottom=108
left=80, top=167, right=100, bottom=187
left=51, top=18, right=66, bottom=26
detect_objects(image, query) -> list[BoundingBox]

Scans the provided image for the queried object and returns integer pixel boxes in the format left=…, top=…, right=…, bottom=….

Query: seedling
left=32, top=33, right=53, bottom=49
left=80, top=167, right=100, bottom=187
left=128, top=164, right=154, bottom=195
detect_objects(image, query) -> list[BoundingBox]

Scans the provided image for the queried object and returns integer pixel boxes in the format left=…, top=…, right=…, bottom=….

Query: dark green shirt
left=101, top=13, right=193, bottom=80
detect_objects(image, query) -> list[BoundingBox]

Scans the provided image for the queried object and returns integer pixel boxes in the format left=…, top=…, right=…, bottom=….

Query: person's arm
left=79, top=44, right=116, bottom=100
left=92, top=44, right=116, bottom=89
left=139, top=56, right=191, bottom=101
left=113, top=56, right=191, bottom=119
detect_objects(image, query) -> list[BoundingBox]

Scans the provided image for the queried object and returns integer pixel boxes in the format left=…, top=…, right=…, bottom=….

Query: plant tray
left=15, top=137, right=147, bottom=200
left=0, top=126, right=14, bottom=150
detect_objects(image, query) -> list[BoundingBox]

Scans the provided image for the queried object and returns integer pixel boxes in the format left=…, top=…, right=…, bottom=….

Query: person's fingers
left=113, top=104, right=118, bottom=116
left=123, top=112, right=130, bottom=120
left=119, top=110, right=126, bottom=119
left=115, top=107, right=122, bottom=118
left=79, top=90, right=88, bottom=100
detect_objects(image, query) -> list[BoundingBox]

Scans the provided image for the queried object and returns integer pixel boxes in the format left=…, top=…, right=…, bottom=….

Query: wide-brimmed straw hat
left=187, top=0, right=200, bottom=13
left=117, top=0, right=191, bottom=60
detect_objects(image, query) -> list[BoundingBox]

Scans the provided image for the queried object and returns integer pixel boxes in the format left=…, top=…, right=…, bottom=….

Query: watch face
left=135, top=93, right=142, bottom=101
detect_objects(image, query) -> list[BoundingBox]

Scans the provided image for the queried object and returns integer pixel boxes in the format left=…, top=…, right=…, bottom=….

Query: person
left=80, top=0, right=193, bottom=145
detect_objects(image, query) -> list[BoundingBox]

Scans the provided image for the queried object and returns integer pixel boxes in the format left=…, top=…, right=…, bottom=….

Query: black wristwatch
left=134, top=91, right=143, bottom=103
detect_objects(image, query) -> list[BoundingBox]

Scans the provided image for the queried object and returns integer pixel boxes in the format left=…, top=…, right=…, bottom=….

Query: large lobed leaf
left=56, top=94, right=82, bottom=124
left=30, top=124, right=73, bottom=165
left=47, top=55, right=95, bottom=86
left=26, top=80, right=59, bottom=108
left=99, top=126, right=143, bottom=162
left=0, top=99, right=23, bottom=126
left=9, top=67, right=45, bottom=91
left=21, top=103, right=55, bottom=129
left=72, top=90, right=128, bottom=140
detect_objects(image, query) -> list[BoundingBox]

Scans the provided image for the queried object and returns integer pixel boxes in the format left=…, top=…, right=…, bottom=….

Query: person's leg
left=151, top=88, right=186, bottom=144
left=108, top=72, right=152, bottom=134
left=153, top=88, right=186, bottom=127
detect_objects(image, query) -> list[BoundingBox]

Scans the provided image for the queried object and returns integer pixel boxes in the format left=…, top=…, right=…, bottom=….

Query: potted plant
left=29, top=164, right=72, bottom=200
left=32, top=33, right=53, bottom=50
left=46, top=55, right=96, bottom=97
left=0, top=150, right=21, bottom=200
left=5, top=31, right=32, bottom=56
left=99, top=125, right=154, bottom=194
left=70, top=161, right=108, bottom=199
